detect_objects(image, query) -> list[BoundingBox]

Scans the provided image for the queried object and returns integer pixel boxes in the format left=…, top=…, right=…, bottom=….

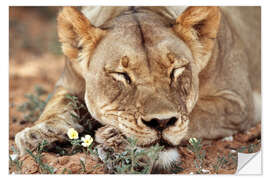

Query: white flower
left=189, top=137, right=198, bottom=144
left=67, top=128, right=79, bottom=140
left=81, top=135, right=93, bottom=147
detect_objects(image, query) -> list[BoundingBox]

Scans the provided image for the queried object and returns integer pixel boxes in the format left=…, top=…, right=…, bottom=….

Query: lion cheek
left=84, top=90, right=110, bottom=125
left=185, top=78, right=199, bottom=113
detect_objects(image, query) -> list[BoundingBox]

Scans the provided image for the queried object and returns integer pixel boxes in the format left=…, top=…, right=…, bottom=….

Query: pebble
left=222, top=136, right=234, bottom=142
left=201, top=169, right=210, bottom=173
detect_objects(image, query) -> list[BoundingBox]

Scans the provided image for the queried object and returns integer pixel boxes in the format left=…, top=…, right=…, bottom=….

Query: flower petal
left=85, top=135, right=91, bottom=140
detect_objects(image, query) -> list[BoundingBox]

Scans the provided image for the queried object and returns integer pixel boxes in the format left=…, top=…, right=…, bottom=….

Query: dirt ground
left=9, top=7, right=261, bottom=174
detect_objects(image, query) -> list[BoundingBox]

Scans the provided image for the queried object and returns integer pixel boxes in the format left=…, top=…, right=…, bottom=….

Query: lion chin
left=154, top=148, right=180, bottom=169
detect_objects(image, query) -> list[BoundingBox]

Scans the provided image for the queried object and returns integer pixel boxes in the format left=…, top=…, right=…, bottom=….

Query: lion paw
left=94, top=125, right=128, bottom=166
left=95, top=125, right=128, bottom=153
left=15, top=127, right=47, bottom=156
left=15, top=121, right=83, bottom=156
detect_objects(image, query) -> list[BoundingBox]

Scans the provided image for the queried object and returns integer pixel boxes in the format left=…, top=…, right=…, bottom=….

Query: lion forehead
left=91, top=14, right=193, bottom=77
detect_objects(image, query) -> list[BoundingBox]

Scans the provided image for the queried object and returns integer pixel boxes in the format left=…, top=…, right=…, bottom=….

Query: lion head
left=57, top=6, right=221, bottom=168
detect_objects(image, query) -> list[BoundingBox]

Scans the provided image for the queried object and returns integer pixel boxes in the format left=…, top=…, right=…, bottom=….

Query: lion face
left=58, top=7, right=220, bottom=166
left=82, top=12, right=199, bottom=148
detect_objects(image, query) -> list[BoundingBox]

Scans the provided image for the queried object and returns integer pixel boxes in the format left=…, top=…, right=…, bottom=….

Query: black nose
left=142, top=117, right=178, bottom=131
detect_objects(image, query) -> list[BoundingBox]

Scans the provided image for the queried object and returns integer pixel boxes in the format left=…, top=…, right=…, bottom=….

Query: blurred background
left=9, top=7, right=65, bottom=148
left=10, top=7, right=61, bottom=57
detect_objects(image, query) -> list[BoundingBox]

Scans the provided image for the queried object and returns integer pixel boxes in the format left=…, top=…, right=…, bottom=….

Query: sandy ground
left=9, top=7, right=261, bottom=174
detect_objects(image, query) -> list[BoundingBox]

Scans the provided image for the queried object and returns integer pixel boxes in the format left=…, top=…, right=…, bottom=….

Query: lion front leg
left=15, top=86, right=84, bottom=156
left=185, top=90, right=256, bottom=140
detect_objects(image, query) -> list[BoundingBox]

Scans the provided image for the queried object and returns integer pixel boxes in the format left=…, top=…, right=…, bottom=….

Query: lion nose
left=142, top=117, right=178, bottom=131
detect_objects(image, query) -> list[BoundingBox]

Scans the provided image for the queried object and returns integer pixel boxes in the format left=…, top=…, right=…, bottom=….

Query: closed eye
left=170, top=67, right=186, bottom=81
left=110, top=72, right=131, bottom=84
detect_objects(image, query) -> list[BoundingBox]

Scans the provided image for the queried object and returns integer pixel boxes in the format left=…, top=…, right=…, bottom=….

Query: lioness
left=15, top=6, right=261, bottom=170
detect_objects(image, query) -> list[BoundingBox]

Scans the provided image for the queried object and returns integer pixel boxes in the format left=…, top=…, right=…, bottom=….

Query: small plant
left=66, top=128, right=101, bottom=173
left=26, top=140, right=55, bottom=174
left=101, top=138, right=164, bottom=174
left=17, top=86, right=51, bottom=123
left=213, top=152, right=237, bottom=174
left=80, top=158, right=86, bottom=173
left=53, top=127, right=92, bottom=156
left=67, top=128, right=94, bottom=154
left=66, top=94, right=95, bottom=134
left=66, top=128, right=165, bottom=174
left=9, top=146, right=23, bottom=174
left=213, top=155, right=227, bottom=174
left=66, top=94, right=85, bottom=118
left=61, top=168, right=73, bottom=174
left=66, top=94, right=89, bottom=122
left=247, top=144, right=257, bottom=153
left=237, top=140, right=261, bottom=153
left=187, top=138, right=206, bottom=174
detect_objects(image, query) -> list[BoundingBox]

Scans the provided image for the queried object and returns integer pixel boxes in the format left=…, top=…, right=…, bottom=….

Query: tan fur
left=174, top=7, right=221, bottom=71
left=57, top=7, right=106, bottom=68
left=15, top=6, right=260, bottom=170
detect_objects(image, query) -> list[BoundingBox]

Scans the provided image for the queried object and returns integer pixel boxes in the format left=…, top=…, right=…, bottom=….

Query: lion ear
left=57, top=7, right=105, bottom=60
left=174, top=7, right=221, bottom=70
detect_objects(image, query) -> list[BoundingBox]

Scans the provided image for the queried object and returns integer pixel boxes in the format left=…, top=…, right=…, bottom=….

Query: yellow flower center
left=71, top=132, right=76, bottom=138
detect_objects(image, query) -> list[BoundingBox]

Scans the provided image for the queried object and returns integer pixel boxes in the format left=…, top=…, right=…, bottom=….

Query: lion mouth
left=138, top=136, right=176, bottom=149
left=158, top=139, right=175, bottom=149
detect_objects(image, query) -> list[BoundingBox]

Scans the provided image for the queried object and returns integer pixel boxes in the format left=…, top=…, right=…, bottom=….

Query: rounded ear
left=173, top=7, right=221, bottom=71
left=57, top=7, right=106, bottom=60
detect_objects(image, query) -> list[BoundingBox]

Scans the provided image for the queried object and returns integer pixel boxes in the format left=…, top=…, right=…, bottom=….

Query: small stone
left=222, top=136, right=234, bottom=142
left=201, top=169, right=210, bottom=173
